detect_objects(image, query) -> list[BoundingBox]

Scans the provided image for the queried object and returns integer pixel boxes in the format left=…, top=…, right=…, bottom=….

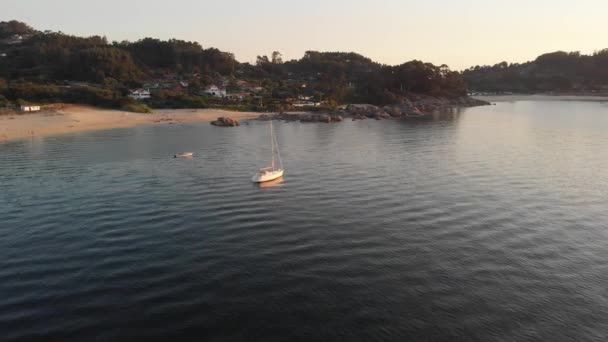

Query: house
left=6, top=35, right=23, bottom=45
left=20, top=105, right=41, bottom=112
left=203, top=85, right=226, bottom=97
left=293, top=101, right=321, bottom=108
left=129, top=89, right=151, bottom=100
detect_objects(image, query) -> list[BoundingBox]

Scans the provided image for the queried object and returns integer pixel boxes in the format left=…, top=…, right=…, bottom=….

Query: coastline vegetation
left=121, top=102, right=152, bottom=113
left=463, top=50, right=608, bottom=94
left=0, top=20, right=468, bottom=113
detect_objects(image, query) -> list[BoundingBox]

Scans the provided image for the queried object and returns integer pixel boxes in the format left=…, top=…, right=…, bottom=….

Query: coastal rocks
left=375, top=113, right=392, bottom=120
left=453, top=96, right=491, bottom=107
left=299, top=113, right=343, bottom=123
left=299, top=114, right=319, bottom=122
left=383, top=105, right=402, bottom=118
left=403, top=113, right=433, bottom=120
left=257, top=95, right=489, bottom=125
left=211, top=117, right=240, bottom=127
left=273, top=113, right=301, bottom=121
left=319, top=114, right=331, bottom=123
left=344, top=104, right=385, bottom=118
left=258, top=113, right=302, bottom=121
left=330, top=115, right=344, bottom=122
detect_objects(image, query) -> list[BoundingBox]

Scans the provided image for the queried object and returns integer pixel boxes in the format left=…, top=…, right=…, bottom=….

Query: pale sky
left=3, top=0, right=607, bottom=70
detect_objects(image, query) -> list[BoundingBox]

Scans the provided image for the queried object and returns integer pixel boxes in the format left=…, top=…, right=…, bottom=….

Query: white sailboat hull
left=252, top=120, right=284, bottom=183
left=175, top=152, right=193, bottom=158
left=251, top=169, right=284, bottom=183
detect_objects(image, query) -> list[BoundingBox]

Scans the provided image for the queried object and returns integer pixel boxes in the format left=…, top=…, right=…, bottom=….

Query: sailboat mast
left=275, top=127, right=283, bottom=170
left=270, top=120, right=275, bottom=170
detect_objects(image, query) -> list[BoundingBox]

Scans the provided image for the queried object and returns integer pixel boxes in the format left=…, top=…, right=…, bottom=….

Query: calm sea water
left=1, top=101, right=608, bottom=341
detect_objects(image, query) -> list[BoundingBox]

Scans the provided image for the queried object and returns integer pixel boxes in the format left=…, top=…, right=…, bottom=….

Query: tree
left=256, top=55, right=270, bottom=66
left=0, top=78, right=7, bottom=92
left=0, top=94, right=8, bottom=107
left=463, top=49, right=608, bottom=93
left=0, top=20, right=35, bottom=39
left=271, top=51, right=283, bottom=64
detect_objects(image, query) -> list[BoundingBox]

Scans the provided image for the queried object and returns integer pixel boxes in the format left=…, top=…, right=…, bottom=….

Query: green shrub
left=121, top=102, right=152, bottom=113
left=0, top=95, right=9, bottom=107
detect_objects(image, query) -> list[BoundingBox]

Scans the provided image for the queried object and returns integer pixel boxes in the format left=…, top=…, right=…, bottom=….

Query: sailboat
left=252, top=120, right=284, bottom=183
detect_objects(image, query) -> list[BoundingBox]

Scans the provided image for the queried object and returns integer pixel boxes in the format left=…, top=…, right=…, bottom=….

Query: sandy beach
left=0, top=105, right=261, bottom=142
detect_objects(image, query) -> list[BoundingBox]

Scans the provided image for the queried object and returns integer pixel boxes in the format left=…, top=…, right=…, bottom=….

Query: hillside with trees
left=463, top=50, right=608, bottom=93
left=0, top=20, right=469, bottom=111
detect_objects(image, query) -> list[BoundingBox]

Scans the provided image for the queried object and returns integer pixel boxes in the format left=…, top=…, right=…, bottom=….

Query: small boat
left=252, top=120, right=284, bottom=183
left=174, top=152, right=194, bottom=158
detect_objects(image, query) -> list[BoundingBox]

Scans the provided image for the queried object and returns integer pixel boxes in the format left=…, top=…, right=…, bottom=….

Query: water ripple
left=1, top=101, right=608, bottom=341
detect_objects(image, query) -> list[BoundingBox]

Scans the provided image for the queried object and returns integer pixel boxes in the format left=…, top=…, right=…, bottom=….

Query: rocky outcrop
left=375, top=113, right=392, bottom=120
left=453, top=96, right=490, bottom=107
left=343, top=96, right=489, bottom=120
left=211, top=117, right=240, bottom=127
left=345, top=104, right=385, bottom=118
left=253, top=96, right=489, bottom=124
left=330, top=115, right=344, bottom=122
left=298, top=113, right=343, bottom=123
left=402, top=113, right=433, bottom=120
left=383, top=99, right=423, bottom=117
left=258, top=113, right=305, bottom=121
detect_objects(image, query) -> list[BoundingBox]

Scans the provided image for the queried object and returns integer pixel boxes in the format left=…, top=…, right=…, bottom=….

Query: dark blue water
left=1, top=101, right=608, bottom=341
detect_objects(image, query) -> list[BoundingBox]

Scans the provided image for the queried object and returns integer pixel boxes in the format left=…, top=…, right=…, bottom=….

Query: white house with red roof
left=203, top=85, right=227, bottom=97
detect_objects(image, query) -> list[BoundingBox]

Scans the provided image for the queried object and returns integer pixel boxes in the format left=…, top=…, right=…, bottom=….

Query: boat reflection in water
left=256, top=176, right=285, bottom=189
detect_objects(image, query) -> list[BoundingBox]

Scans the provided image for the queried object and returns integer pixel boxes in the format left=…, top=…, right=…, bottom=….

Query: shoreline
left=473, top=94, right=608, bottom=102
left=4, top=94, right=572, bottom=142
left=0, top=105, right=261, bottom=142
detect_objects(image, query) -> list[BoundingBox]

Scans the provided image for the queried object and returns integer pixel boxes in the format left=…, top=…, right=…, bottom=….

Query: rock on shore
left=299, top=113, right=343, bottom=123
left=211, top=117, right=240, bottom=127
left=343, top=96, right=489, bottom=120
left=258, top=112, right=343, bottom=123
left=256, top=96, right=489, bottom=124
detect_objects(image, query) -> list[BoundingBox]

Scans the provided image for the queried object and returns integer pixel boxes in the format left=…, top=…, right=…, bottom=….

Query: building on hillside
left=293, top=101, right=320, bottom=108
left=129, top=89, right=151, bottom=100
left=203, top=85, right=227, bottom=97
left=5, top=35, right=24, bottom=45
left=20, top=105, right=41, bottom=112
